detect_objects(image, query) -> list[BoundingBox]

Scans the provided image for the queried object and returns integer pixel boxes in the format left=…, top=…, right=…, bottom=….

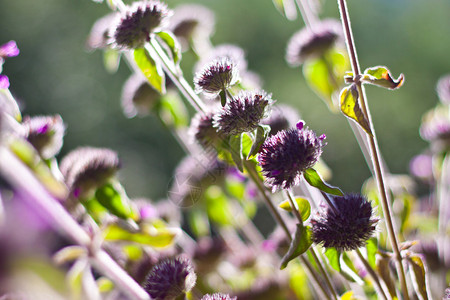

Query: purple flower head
left=261, top=104, right=300, bottom=136
left=194, top=57, right=239, bottom=96
left=420, top=105, right=450, bottom=146
left=111, top=1, right=171, bottom=50
left=201, top=293, right=237, bottom=300
left=0, top=41, right=19, bottom=59
left=213, top=90, right=273, bottom=136
left=22, top=115, right=65, bottom=159
left=60, top=147, right=120, bottom=197
left=196, top=44, right=248, bottom=74
left=86, top=12, right=118, bottom=50
left=144, top=256, right=197, bottom=300
left=168, top=4, right=215, bottom=52
left=311, top=193, right=378, bottom=252
left=286, top=19, right=342, bottom=66
left=0, top=75, right=9, bottom=89
left=437, top=74, right=450, bottom=105
left=189, top=110, right=226, bottom=150
left=258, top=122, right=325, bottom=191
left=122, top=73, right=161, bottom=118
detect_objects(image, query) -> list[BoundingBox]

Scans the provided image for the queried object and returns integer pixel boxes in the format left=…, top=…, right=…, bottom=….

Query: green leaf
left=104, top=222, right=178, bottom=248
left=362, top=66, right=404, bottom=90
left=303, top=168, right=343, bottom=196
left=157, top=92, right=188, bottom=128
left=133, top=48, right=165, bottom=94
left=278, top=197, right=311, bottom=221
left=407, top=254, right=429, bottom=300
left=339, top=84, right=372, bottom=135
left=325, top=247, right=341, bottom=272
left=204, top=186, right=233, bottom=226
left=366, top=238, right=378, bottom=270
left=272, top=0, right=297, bottom=20
left=95, top=183, right=134, bottom=220
left=280, top=223, right=313, bottom=269
left=219, top=90, right=227, bottom=107
left=248, top=125, right=270, bottom=159
left=103, top=49, right=120, bottom=74
left=228, top=134, right=243, bottom=172
left=156, top=31, right=181, bottom=65
left=188, top=209, right=210, bottom=237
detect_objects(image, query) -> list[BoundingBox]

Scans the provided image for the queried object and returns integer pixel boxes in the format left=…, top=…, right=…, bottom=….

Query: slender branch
left=355, top=248, right=388, bottom=300
left=336, top=0, right=409, bottom=298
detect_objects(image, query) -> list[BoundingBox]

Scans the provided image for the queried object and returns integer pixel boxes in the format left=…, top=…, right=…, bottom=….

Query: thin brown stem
left=336, top=0, right=409, bottom=298
left=355, top=248, right=388, bottom=300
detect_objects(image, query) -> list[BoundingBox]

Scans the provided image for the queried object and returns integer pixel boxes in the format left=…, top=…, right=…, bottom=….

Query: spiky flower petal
left=286, top=19, right=342, bottom=66
left=261, top=104, right=300, bottom=136
left=258, top=122, right=325, bottom=191
left=111, top=1, right=171, bottom=50
left=144, top=256, right=197, bottom=300
left=60, top=147, right=120, bottom=197
left=86, top=13, right=118, bottom=50
left=194, top=58, right=239, bottom=96
left=22, top=115, right=65, bottom=159
left=311, top=193, right=378, bottom=252
left=201, top=293, right=237, bottom=300
left=213, top=90, right=272, bottom=135
left=189, top=110, right=226, bottom=150
left=437, top=74, right=450, bottom=105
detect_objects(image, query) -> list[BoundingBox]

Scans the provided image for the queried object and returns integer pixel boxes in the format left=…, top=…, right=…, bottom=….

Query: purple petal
left=0, top=40, right=20, bottom=58
left=0, top=74, right=10, bottom=89
left=296, top=120, right=304, bottom=130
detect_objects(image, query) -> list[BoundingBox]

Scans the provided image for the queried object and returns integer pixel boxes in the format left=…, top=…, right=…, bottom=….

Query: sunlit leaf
left=303, top=168, right=343, bottom=196
left=366, top=238, right=378, bottom=269
left=156, top=31, right=181, bottom=65
left=362, top=66, right=404, bottom=90
left=204, top=186, right=233, bottom=226
left=325, top=247, right=341, bottom=272
left=341, top=291, right=358, bottom=300
left=407, top=254, right=430, bottom=300
left=103, top=49, right=120, bottom=74
left=134, top=48, right=165, bottom=94
left=288, top=262, right=313, bottom=299
left=95, top=183, right=134, bottom=220
left=103, top=222, right=178, bottom=248
left=280, top=223, right=313, bottom=269
left=248, top=124, right=271, bottom=158
left=228, top=134, right=243, bottom=172
left=339, top=84, right=372, bottom=135
left=241, top=132, right=253, bottom=159
left=272, top=0, right=297, bottom=20
left=278, top=197, right=311, bottom=221
left=157, top=92, right=188, bottom=128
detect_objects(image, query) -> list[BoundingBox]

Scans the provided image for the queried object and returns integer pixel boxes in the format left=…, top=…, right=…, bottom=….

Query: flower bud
left=194, top=58, right=239, bottom=96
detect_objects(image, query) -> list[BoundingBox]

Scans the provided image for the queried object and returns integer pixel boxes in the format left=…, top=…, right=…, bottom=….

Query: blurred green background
left=0, top=0, right=449, bottom=201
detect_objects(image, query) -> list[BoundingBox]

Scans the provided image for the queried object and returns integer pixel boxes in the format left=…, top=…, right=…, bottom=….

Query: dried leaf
left=362, top=66, right=404, bottom=90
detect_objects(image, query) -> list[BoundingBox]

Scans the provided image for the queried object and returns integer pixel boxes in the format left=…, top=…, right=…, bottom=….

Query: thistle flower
left=60, top=147, right=120, bottom=197
left=213, top=90, right=272, bottom=135
left=111, top=1, right=171, bottom=50
left=86, top=12, right=118, bottom=50
left=286, top=19, right=342, bottom=66
left=261, top=104, right=300, bottom=136
left=144, top=256, right=197, bottom=300
left=258, top=121, right=325, bottom=191
left=196, top=44, right=248, bottom=74
left=311, top=193, right=378, bottom=252
left=121, top=73, right=161, bottom=118
left=189, top=110, right=226, bottom=150
left=201, top=294, right=237, bottom=300
left=168, top=4, right=215, bottom=52
left=420, top=105, right=450, bottom=148
left=194, top=58, right=239, bottom=96
left=22, top=115, right=65, bottom=159
left=436, top=74, right=450, bottom=104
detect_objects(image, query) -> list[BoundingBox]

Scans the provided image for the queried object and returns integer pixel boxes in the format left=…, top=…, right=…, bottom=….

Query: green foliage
left=134, top=48, right=165, bottom=94
left=324, top=247, right=341, bottom=272
left=278, top=196, right=311, bottom=221
left=280, top=223, right=313, bottom=269
left=303, top=168, right=343, bottom=196
left=156, top=31, right=182, bottom=66
left=339, top=84, right=372, bottom=135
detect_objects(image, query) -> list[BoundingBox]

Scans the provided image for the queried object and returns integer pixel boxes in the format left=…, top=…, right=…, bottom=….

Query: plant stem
left=355, top=248, right=388, bottom=300
left=295, top=0, right=318, bottom=29
left=336, top=0, right=409, bottom=298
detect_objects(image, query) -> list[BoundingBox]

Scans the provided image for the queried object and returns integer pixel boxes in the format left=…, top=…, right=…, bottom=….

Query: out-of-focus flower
left=121, top=73, right=161, bottom=118
left=311, top=193, right=378, bottom=252
left=144, top=256, right=196, bottom=300
left=59, top=147, right=120, bottom=197
left=286, top=19, right=342, bottom=66
left=0, top=75, right=9, bottom=89
left=258, top=121, right=325, bottom=191
left=213, top=90, right=272, bottom=135
left=168, top=4, right=215, bottom=52
left=192, top=236, right=227, bottom=274
left=111, top=1, right=172, bottom=50
left=22, top=115, right=65, bottom=159
left=196, top=44, right=248, bottom=74
left=189, top=109, right=225, bottom=150
left=201, top=293, right=237, bottom=300
left=0, top=41, right=19, bottom=59
left=420, top=105, right=450, bottom=150
left=436, top=74, right=450, bottom=105
left=409, top=153, right=434, bottom=182
left=194, top=58, right=239, bottom=97
left=86, top=12, right=118, bottom=51
left=261, top=104, right=300, bottom=136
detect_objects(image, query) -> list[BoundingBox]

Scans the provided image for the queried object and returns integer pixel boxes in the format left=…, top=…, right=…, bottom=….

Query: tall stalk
left=336, top=0, right=409, bottom=298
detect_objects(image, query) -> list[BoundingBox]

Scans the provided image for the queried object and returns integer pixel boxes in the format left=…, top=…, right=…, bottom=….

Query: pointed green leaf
left=280, top=223, right=313, bottom=269
left=95, top=183, right=134, bottom=220
left=303, top=168, right=343, bottom=196
left=278, top=197, right=311, bottom=221
left=340, top=84, right=372, bottom=135
left=407, top=254, right=429, bottom=300
left=228, top=134, right=243, bottom=172
left=156, top=31, right=181, bottom=65
left=325, top=247, right=341, bottom=272
left=134, top=48, right=165, bottom=94
left=219, top=90, right=227, bottom=107
left=248, top=124, right=271, bottom=159
left=366, top=238, right=378, bottom=269
left=362, top=66, right=404, bottom=90
left=188, top=209, right=210, bottom=237
left=97, top=277, right=114, bottom=293
left=103, top=222, right=178, bottom=248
